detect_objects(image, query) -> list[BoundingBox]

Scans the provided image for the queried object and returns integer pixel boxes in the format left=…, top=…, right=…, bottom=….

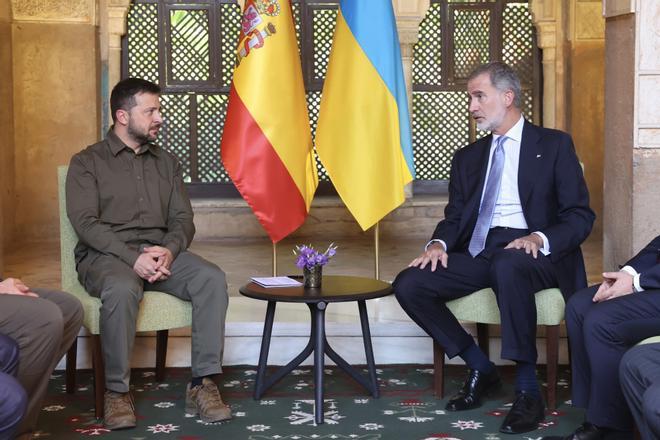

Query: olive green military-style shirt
left=66, top=129, right=194, bottom=268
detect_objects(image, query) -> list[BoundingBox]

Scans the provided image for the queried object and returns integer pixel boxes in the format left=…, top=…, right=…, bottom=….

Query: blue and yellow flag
left=315, top=0, right=415, bottom=231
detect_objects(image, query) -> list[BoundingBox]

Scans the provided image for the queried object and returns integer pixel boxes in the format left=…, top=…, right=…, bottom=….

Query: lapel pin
left=536, top=154, right=542, bottom=158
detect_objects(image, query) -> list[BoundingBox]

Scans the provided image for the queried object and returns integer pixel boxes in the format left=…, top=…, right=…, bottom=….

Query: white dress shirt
left=427, top=115, right=550, bottom=255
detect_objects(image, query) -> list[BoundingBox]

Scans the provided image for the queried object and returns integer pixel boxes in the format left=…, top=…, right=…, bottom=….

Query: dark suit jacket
left=431, top=120, right=595, bottom=299
left=616, top=235, right=660, bottom=344
left=626, top=235, right=660, bottom=290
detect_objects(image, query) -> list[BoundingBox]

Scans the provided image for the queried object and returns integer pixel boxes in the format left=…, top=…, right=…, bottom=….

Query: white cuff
left=621, top=266, right=643, bottom=292
left=532, top=231, right=551, bottom=256
left=620, top=265, right=638, bottom=277
left=425, top=239, right=447, bottom=252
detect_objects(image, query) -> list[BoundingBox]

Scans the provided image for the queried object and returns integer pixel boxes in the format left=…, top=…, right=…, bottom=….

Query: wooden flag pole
left=272, top=242, right=278, bottom=276
left=374, top=222, right=380, bottom=280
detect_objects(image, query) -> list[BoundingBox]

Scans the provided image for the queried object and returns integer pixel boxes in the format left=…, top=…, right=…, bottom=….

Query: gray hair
left=468, top=62, right=522, bottom=109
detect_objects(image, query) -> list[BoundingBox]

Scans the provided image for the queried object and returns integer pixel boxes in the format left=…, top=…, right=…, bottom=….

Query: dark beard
left=127, top=124, right=158, bottom=145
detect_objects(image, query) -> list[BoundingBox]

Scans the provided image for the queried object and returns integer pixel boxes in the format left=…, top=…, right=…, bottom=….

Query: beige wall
left=0, top=2, right=13, bottom=273
left=568, top=1, right=605, bottom=240
left=603, top=13, right=635, bottom=269
left=11, top=21, right=99, bottom=242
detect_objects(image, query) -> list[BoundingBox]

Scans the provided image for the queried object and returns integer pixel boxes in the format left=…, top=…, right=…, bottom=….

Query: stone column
left=567, top=1, right=605, bottom=239
left=100, top=0, right=131, bottom=130
left=0, top=2, right=12, bottom=268
left=393, top=0, right=430, bottom=196
left=530, top=0, right=569, bottom=130
left=393, top=0, right=430, bottom=116
left=603, top=0, right=660, bottom=268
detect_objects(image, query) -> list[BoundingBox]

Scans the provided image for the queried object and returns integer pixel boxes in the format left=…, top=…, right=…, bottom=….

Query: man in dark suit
left=394, top=61, right=594, bottom=435
left=620, top=342, right=660, bottom=440
left=544, top=235, right=660, bottom=440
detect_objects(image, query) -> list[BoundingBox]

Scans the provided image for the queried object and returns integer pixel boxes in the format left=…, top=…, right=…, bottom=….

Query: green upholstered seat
left=59, top=165, right=192, bottom=417
left=446, top=287, right=565, bottom=325
left=638, top=336, right=660, bottom=345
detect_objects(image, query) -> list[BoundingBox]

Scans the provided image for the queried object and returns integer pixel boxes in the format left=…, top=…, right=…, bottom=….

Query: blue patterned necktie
left=468, top=135, right=508, bottom=257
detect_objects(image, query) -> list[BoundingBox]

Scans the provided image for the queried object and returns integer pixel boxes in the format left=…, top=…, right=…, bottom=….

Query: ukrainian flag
left=315, top=0, right=415, bottom=231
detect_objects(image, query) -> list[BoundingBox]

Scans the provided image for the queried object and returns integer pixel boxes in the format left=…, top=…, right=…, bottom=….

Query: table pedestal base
left=253, top=300, right=379, bottom=424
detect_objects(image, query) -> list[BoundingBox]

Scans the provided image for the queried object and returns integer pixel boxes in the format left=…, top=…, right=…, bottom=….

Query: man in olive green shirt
left=66, top=78, right=231, bottom=430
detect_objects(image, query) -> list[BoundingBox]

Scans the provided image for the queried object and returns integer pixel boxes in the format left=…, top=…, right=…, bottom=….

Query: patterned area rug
left=37, top=365, right=583, bottom=439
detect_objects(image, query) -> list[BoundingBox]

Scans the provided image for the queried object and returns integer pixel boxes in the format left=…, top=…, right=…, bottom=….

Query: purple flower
left=293, top=243, right=338, bottom=268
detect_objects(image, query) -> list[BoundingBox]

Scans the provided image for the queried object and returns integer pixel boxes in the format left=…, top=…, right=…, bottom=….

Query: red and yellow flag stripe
left=221, top=0, right=318, bottom=243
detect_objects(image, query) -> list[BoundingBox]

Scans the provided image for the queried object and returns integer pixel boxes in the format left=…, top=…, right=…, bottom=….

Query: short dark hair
left=468, top=62, right=522, bottom=109
left=110, top=78, right=161, bottom=123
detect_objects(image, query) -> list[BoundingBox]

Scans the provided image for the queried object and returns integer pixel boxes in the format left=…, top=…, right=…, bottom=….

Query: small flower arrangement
left=293, top=243, right=338, bottom=269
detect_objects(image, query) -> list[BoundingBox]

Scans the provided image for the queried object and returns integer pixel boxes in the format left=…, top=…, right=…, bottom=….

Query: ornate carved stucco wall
left=0, top=2, right=13, bottom=272
left=9, top=0, right=99, bottom=242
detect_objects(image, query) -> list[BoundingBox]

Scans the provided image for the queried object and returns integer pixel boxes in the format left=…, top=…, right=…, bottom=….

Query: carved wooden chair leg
left=65, top=338, right=78, bottom=393
left=155, top=330, right=169, bottom=382
left=546, top=325, right=559, bottom=410
left=91, top=335, right=105, bottom=419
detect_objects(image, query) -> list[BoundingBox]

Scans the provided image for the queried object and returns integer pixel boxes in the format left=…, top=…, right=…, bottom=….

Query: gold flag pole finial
left=374, top=222, right=380, bottom=280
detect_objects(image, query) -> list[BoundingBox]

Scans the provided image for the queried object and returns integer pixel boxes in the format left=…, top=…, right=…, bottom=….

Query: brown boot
left=185, top=378, right=232, bottom=423
left=103, top=391, right=136, bottom=430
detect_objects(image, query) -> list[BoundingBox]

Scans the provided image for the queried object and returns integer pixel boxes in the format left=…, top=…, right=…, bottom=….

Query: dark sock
left=191, top=376, right=204, bottom=387
left=459, top=342, right=494, bottom=373
left=515, top=361, right=540, bottom=397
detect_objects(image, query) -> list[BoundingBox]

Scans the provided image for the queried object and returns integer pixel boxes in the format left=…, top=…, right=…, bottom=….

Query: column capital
left=107, top=0, right=130, bottom=46
left=393, top=0, right=431, bottom=45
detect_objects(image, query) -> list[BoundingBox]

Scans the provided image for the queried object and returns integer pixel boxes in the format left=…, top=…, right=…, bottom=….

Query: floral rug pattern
left=37, top=365, right=583, bottom=439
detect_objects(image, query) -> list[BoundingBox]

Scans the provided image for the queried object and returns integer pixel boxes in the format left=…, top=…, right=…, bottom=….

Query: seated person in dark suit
left=620, top=342, right=660, bottom=440
left=544, top=235, right=660, bottom=440
left=0, top=333, right=27, bottom=440
left=393, top=61, right=594, bottom=435
left=0, top=276, right=83, bottom=440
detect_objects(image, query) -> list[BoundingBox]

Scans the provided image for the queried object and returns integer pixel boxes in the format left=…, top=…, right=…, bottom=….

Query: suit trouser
left=566, top=286, right=660, bottom=431
left=620, top=343, right=660, bottom=440
left=393, top=227, right=558, bottom=364
left=79, top=250, right=229, bottom=393
left=0, top=333, right=27, bottom=440
left=0, top=290, right=83, bottom=437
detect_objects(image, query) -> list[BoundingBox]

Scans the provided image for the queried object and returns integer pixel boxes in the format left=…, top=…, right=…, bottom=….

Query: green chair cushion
left=446, top=287, right=565, bottom=326
left=638, top=336, right=660, bottom=346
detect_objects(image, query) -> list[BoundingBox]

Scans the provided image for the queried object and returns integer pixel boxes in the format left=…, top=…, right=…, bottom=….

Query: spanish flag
left=221, top=0, right=318, bottom=243
left=315, top=0, right=415, bottom=231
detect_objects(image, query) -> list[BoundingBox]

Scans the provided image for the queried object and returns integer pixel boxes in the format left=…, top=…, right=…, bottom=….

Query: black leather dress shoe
left=541, top=422, right=630, bottom=440
left=499, top=391, right=545, bottom=434
left=445, top=368, right=501, bottom=411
